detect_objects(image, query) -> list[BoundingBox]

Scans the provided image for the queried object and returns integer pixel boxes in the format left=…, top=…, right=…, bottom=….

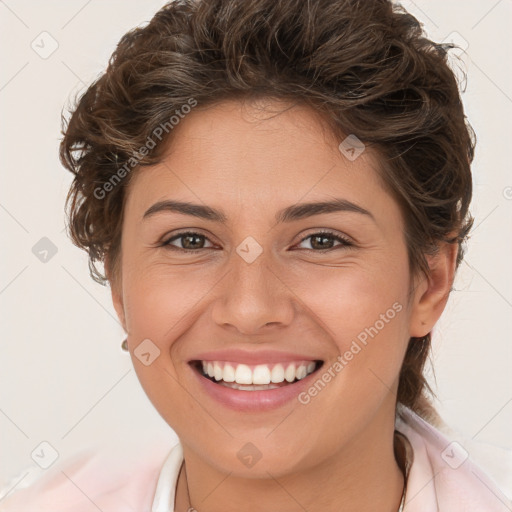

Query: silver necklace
left=398, top=481, right=407, bottom=512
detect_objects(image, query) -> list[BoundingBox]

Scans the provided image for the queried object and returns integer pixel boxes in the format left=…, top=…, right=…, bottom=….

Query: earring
left=121, top=338, right=128, bottom=351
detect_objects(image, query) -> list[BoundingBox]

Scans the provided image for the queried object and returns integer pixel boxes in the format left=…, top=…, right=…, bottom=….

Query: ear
left=409, top=242, right=458, bottom=338
left=105, top=254, right=127, bottom=333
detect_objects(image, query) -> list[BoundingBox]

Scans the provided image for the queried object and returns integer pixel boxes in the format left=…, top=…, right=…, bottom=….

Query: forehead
left=124, top=99, right=393, bottom=220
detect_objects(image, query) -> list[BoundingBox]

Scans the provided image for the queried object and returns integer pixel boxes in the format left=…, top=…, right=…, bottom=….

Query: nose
left=210, top=247, right=295, bottom=336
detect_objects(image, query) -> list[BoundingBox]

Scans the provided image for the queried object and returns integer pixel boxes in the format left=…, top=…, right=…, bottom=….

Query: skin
left=108, top=98, right=457, bottom=512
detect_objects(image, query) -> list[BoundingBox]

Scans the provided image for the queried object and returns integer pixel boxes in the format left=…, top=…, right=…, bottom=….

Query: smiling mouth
left=190, top=360, right=324, bottom=391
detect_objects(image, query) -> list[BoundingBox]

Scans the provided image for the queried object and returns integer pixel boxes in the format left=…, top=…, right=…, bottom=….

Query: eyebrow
left=142, top=198, right=374, bottom=224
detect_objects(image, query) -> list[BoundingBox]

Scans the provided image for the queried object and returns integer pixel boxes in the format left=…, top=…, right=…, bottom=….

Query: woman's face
left=111, top=99, right=435, bottom=477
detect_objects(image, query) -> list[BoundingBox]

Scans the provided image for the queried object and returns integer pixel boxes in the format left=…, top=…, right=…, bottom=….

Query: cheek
left=121, top=266, right=203, bottom=419
left=123, top=263, right=209, bottom=341
left=295, top=261, right=411, bottom=387
left=289, top=266, right=410, bottom=434
left=293, top=261, right=408, bottom=336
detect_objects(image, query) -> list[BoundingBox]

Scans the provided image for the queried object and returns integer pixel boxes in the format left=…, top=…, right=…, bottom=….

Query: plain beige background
left=1, top=0, right=511, bottom=498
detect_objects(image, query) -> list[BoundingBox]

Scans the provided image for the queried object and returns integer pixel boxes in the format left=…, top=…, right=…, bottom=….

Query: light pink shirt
left=1, top=406, right=510, bottom=511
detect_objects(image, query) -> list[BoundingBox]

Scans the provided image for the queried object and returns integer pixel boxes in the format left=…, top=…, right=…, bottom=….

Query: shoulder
left=0, top=439, right=178, bottom=512
left=396, top=405, right=512, bottom=512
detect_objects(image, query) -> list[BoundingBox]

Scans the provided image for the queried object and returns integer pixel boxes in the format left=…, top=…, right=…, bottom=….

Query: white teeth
left=271, top=364, right=285, bottom=383
left=223, top=363, right=235, bottom=383
left=219, top=382, right=282, bottom=391
left=253, top=365, right=271, bottom=385
left=213, top=362, right=223, bottom=381
left=199, top=360, right=318, bottom=385
left=234, top=364, right=253, bottom=384
left=296, top=365, right=307, bottom=380
left=284, top=364, right=296, bottom=383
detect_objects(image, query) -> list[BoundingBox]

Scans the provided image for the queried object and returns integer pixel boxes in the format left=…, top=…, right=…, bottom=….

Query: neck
left=175, top=409, right=405, bottom=512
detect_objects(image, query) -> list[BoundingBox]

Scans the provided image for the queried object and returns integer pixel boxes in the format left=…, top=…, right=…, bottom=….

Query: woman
left=1, top=0, right=510, bottom=511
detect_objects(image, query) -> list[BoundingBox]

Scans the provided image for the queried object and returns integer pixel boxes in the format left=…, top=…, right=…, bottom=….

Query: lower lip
left=190, top=363, right=322, bottom=412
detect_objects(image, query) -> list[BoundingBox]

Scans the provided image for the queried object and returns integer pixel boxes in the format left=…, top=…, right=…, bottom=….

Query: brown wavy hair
left=60, top=0, right=475, bottom=425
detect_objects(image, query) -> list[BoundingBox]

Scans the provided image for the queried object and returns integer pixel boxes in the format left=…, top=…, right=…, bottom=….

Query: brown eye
left=296, top=231, right=353, bottom=251
left=162, top=232, right=214, bottom=252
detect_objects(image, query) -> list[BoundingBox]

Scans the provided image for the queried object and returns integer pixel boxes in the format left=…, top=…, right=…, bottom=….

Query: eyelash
left=160, top=230, right=353, bottom=254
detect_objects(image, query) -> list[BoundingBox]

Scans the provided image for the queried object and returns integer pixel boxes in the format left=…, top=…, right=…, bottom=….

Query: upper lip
left=188, top=349, right=322, bottom=365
